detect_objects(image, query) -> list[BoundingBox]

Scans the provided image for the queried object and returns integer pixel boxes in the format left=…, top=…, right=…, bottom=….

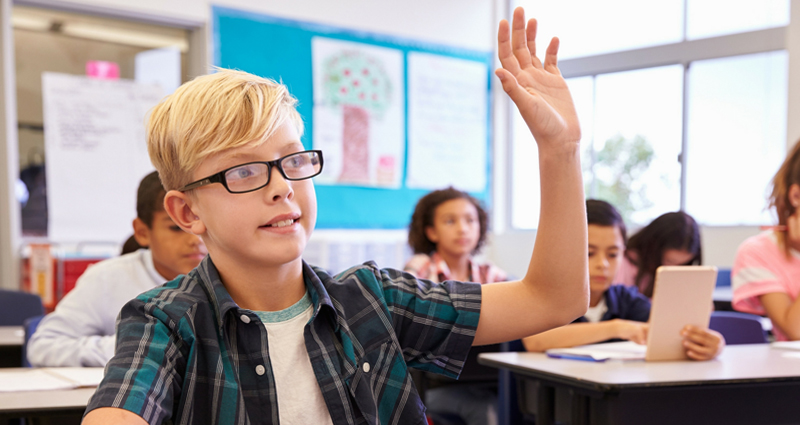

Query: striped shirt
left=403, top=252, right=507, bottom=285
left=86, top=256, right=482, bottom=425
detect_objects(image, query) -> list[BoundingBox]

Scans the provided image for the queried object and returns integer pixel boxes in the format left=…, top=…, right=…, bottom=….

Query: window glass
left=515, top=0, right=684, bottom=59
left=593, top=65, right=684, bottom=225
left=685, top=51, right=787, bottom=225
left=511, top=76, right=594, bottom=229
left=686, top=0, right=789, bottom=40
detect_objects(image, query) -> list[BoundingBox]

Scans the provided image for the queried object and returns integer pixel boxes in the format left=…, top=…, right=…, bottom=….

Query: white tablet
left=645, top=266, right=718, bottom=361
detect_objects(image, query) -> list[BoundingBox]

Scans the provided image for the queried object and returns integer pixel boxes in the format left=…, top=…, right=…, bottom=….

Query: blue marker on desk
left=546, top=352, right=609, bottom=363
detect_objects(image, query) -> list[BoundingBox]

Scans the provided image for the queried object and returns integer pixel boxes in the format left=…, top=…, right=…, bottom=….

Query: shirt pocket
left=347, top=339, right=426, bottom=425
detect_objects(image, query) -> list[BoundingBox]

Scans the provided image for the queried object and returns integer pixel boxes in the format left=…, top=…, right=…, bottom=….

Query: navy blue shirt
left=573, top=284, right=651, bottom=324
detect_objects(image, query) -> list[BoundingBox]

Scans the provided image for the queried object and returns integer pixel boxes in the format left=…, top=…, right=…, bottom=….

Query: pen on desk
left=760, top=225, right=787, bottom=231
left=546, top=353, right=607, bottom=363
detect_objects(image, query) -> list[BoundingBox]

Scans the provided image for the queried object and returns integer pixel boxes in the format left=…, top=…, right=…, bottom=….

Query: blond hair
left=769, top=138, right=800, bottom=257
left=147, top=68, right=304, bottom=190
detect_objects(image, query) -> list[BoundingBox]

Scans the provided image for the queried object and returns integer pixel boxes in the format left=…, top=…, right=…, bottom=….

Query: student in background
left=733, top=139, right=800, bottom=341
left=83, top=7, right=590, bottom=424
left=404, top=187, right=507, bottom=425
left=405, top=186, right=507, bottom=284
left=616, top=211, right=702, bottom=298
left=27, top=171, right=206, bottom=367
left=524, top=199, right=724, bottom=360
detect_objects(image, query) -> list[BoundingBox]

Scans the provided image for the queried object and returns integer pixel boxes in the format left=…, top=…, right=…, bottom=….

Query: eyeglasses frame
left=178, top=149, right=324, bottom=194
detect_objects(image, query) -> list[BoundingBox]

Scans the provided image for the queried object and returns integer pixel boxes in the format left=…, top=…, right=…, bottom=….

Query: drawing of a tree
left=322, top=50, right=392, bottom=184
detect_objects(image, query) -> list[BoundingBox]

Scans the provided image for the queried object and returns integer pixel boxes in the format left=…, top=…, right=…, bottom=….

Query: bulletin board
left=212, top=6, right=493, bottom=229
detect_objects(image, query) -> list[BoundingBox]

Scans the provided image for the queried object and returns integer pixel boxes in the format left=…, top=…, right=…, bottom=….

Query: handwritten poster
left=42, top=73, right=163, bottom=243
left=311, top=37, right=404, bottom=188
left=406, top=52, right=489, bottom=191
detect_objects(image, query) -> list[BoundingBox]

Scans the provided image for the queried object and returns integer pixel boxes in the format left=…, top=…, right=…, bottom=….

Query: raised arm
left=474, top=7, right=588, bottom=346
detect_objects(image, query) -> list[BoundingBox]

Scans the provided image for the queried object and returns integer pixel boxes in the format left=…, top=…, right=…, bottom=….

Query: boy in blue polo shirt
left=83, top=7, right=589, bottom=425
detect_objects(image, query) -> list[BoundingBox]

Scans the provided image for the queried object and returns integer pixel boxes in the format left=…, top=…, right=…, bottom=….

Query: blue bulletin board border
left=211, top=6, right=493, bottom=229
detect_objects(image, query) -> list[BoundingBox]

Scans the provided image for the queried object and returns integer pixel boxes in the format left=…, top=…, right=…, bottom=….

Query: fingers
left=497, top=19, right=522, bottom=75
left=682, top=326, right=723, bottom=361
left=511, top=8, right=534, bottom=69
left=543, top=37, right=561, bottom=74
left=526, top=18, right=538, bottom=61
left=495, top=69, right=532, bottom=107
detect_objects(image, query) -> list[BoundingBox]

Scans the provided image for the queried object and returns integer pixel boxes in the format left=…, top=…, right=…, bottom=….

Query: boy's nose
left=265, top=166, right=294, bottom=201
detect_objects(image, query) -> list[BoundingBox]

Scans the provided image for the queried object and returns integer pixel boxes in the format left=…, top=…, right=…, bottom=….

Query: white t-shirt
left=584, top=297, right=608, bottom=323
left=254, top=292, right=333, bottom=425
left=28, top=249, right=166, bottom=367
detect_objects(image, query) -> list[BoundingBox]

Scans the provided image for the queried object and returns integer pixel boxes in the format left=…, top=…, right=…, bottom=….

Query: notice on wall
left=406, top=52, right=488, bottom=192
left=311, top=37, right=405, bottom=188
left=43, top=73, right=163, bottom=243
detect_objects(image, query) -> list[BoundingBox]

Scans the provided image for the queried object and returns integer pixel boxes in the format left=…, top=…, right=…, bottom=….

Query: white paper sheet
left=135, top=47, right=182, bottom=96
left=43, top=73, right=162, bottom=243
left=0, top=367, right=104, bottom=392
left=311, top=37, right=405, bottom=188
left=406, top=53, right=488, bottom=192
left=546, top=341, right=647, bottom=361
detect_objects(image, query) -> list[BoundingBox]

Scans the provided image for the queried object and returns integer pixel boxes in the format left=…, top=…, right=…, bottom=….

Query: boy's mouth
left=264, top=219, right=296, bottom=228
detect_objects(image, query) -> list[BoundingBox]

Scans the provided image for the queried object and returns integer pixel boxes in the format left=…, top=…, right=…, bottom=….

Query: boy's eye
left=170, top=225, right=182, bottom=232
left=588, top=250, right=596, bottom=258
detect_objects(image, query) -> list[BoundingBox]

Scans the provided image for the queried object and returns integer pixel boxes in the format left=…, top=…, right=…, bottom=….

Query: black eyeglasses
left=179, top=150, right=324, bottom=194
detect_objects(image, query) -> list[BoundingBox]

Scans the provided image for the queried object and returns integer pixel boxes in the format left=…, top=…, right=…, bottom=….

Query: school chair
left=0, top=289, right=44, bottom=326
left=709, top=311, right=768, bottom=345
left=21, top=314, right=44, bottom=367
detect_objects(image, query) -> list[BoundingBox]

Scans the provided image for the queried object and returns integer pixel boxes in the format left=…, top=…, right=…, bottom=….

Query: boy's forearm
left=524, top=144, right=589, bottom=319
left=523, top=321, right=616, bottom=352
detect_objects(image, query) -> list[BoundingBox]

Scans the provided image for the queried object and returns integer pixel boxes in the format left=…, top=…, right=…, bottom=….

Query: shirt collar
left=431, top=251, right=477, bottom=282
left=194, top=256, right=340, bottom=331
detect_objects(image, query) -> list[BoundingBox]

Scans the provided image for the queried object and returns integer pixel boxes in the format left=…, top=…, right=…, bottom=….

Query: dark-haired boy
left=28, top=171, right=206, bottom=367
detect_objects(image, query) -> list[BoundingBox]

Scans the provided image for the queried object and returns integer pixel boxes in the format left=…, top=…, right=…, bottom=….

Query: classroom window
left=686, top=0, right=789, bottom=40
left=684, top=51, right=788, bottom=225
left=510, top=0, right=789, bottom=229
left=517, top=0, right=684, bottom=59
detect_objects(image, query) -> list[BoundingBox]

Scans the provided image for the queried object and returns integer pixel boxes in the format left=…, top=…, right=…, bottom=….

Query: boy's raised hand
left=496, top=7, right=580, bottom=152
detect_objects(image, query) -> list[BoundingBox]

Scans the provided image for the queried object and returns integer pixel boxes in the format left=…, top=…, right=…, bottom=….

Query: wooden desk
left=0, top=327, right=24, bottom=368
left=0, top=386, right=93, bottom=422
left=479, top=344, right=800, bottom=425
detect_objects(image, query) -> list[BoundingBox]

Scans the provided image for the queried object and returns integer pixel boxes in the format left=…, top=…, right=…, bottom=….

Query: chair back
left=709, top=311, right=768, bottom=344
left=0, top=289, right=44, bottom=326
left=21, top=314, right=44, bottom=367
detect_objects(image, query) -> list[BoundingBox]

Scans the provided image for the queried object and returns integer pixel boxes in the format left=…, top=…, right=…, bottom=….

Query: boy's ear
left=163, top=190, right=206, bottom=236
left=425, top=226, right=440, bottom=244
left=132, top=218, right=151, bottom=248
left=790, top=184, right=800, bottom=209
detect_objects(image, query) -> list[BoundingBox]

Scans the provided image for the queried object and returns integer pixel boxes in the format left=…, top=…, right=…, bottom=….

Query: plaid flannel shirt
left=86, top=256, right=481, bottom=425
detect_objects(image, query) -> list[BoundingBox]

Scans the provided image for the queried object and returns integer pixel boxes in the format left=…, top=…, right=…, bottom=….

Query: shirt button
left=255, top=365, right=266, bottom=375
left=240, top=314, right=251, bottom=324
left=362, top=362, right=370, bottom=373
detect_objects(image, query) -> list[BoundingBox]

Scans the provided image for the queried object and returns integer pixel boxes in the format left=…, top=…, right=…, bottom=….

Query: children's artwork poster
left=311, top=37, right=405, bottom=189
left=406, top=52, right=489, bottom=192
left=42, top=72, right=161, bottom=243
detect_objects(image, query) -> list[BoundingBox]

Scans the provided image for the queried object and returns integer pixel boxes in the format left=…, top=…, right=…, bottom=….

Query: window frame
left=504, top=1, right=789, bottom=230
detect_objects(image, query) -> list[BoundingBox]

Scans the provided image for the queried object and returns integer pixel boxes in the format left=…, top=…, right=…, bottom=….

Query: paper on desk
left=546, top=341, right=647, bottom=361
left=0, top=367, right=104, bottom=392
left=771, top=341, right=800, bottom=351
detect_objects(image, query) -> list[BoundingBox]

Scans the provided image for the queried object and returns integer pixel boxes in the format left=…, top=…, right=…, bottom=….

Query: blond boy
left=84, top=8, right=588, bottom=425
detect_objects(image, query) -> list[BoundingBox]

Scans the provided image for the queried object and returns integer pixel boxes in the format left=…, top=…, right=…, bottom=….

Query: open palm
left=496, top=7, right=581, bottom=151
